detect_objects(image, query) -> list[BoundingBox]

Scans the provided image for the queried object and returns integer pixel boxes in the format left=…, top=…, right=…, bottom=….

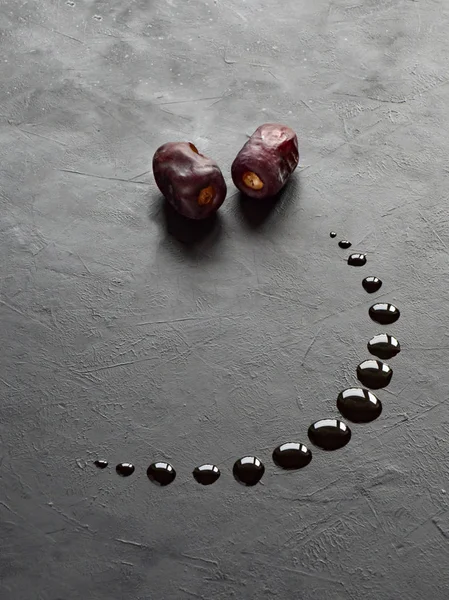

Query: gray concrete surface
left=1, top=0, right=449, bottom=598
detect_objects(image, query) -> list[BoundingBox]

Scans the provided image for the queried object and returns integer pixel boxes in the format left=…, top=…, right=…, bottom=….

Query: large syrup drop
left=233, top=456, right=265, bottom=486
left=357, top=359, right=393, bottom=389
left=337, top=388, right=382, bottom=423
left=272, top=443, right=312, bottom=470
left=147, top=462, right=176, bottom=486
left=308, top=419, right=351, bottom=450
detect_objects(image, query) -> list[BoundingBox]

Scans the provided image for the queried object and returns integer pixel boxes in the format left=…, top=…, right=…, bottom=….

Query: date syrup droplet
left=116, top=462, right=135, bottom=477
left=193, top=464, right=220, bottom=485
left=272, top=443, right=312, bottom=470
left=147, top=462, right=176, bottom=486
left=357, top=359, right=392, bottom=389
left=369, top=303, right=400, bottom=325
left=363, top=276, right=382, bottom=293
left=339, top=240, right=352, bottom=249
left=348, top=253, right=367, bottom=266
left=330, top=231, right=337, bottom=238
left=233, top=456, right=265, bottom=486
left=308, top=419, right=351, bottom=451
left=368, top=333, right=401, bottom=360
left=94, top=459, right=108, bottom=469
left=337, top=388, right=382, bottom=423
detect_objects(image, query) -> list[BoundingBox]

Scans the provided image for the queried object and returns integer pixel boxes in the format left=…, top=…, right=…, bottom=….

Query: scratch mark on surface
left=432, top=517, right=449, bottom=539
left=115, top=538, right=148, bottom=549
left=48, top=503, right=96, bottom=533
left=362, top=493, right=384, bottom=529
left=158, top=107, right=190, bottom=120
left=18, top=128, right=67, bottom=146
left=130, top=169, right=152, bottom=180
left=399, top=509, right=445, bottom=543
left=58, top=169, right=150, bottom=185
left=73, top=252, right=92, bottom=275
left=155, top=96, right=225, bottom=106
left=0, top=299, right=53, bottom=332
left=263, top=561, right=347, bottom=585
left=72, top=333, right=221, bottom=375
left=72, top=358, right=151, bottom=374
left=135, top=316, right=209, bottom=326
left=181, top=553, right=219, bottom=567
left=418, top=210, right=447, bottom=249
left=0, top=377, right=18, bottom=391
left=301, top=327, right=322, bottom=365
left=207, top=95, right=228, bottom=107
left=298, top=477, right=342, bottom=501
left=381, top=199, right=414, bottom=217
left=0, top=500, right=20, bottom=517
left=298, top=98, right=316, bottom=114
left=333, top=91, right=406, bottom=104
left=29, top=20, right=84, bottom=44
left=179, top=588, right=206, bottom=599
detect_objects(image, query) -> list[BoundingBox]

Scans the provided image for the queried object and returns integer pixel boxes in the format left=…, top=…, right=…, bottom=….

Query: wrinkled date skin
left=152, top=142, right=227, bottom=219
left=231, top=124, right=299, bottom=199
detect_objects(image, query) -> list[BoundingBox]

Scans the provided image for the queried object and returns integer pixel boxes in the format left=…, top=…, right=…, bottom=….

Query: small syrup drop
left=368, top=333, right=401, bottom=359
left=308, top=419, right=351, bottom=451
left=362, top=276, right=382, bottom=293
left=369, top=303, right=400, bottom=325
left=348, top=253, right=367, bottom=266
left=193, top=464, right=220, bottom=485
left=330, top=231, right=337, bottom=238
left=94, top=459, right=108, bottom=469
left=147, top=462, right=176, bottom=486
left=116, top=463, right=135, bottom=477
left=272, top=443, right=312, bottom=470
left=357, top=359, right=393, bottom=389
left=233, top=456, right=265, bottom=486
left=337, top=388, right=382, bottom=423
left=339, top=240, right=352, bottom=249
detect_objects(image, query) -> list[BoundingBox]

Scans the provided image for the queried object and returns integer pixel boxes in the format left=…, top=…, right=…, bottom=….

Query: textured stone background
left=1, top=0, right=449, bottom=598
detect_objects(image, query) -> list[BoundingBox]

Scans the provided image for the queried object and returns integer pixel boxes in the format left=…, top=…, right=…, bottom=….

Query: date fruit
left=231, top=124, right=299, bottom=199
left=152, top=142, right=227, bottom=219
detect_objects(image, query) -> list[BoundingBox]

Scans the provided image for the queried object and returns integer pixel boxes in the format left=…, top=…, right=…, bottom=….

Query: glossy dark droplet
left=362, top=276, right=382, bottom=293
left=116, top=462, right=135, bottom=477
left=272, top=443, right=312, bottom=470
left=357, top=359, right=392, bottom=389
left=147, top=462, right=176, bottom=486
left=368, top=333, right=401, bottom=359
left=308, top=419, right=351, bottom=451
left=339, top=240, right=352, bottom=249
left=193, top=464, right=220, bottom=485
left=94, top=459, right=108, bottom=469
left=369, top=303, right=400, bottom=325
left=233, top=456, right=265, bottom=486
left=330, top=231, right=337, bottom=238
left=337, top=388, right=382, bottom=423
left=348, top=253, right=367, bottom=266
